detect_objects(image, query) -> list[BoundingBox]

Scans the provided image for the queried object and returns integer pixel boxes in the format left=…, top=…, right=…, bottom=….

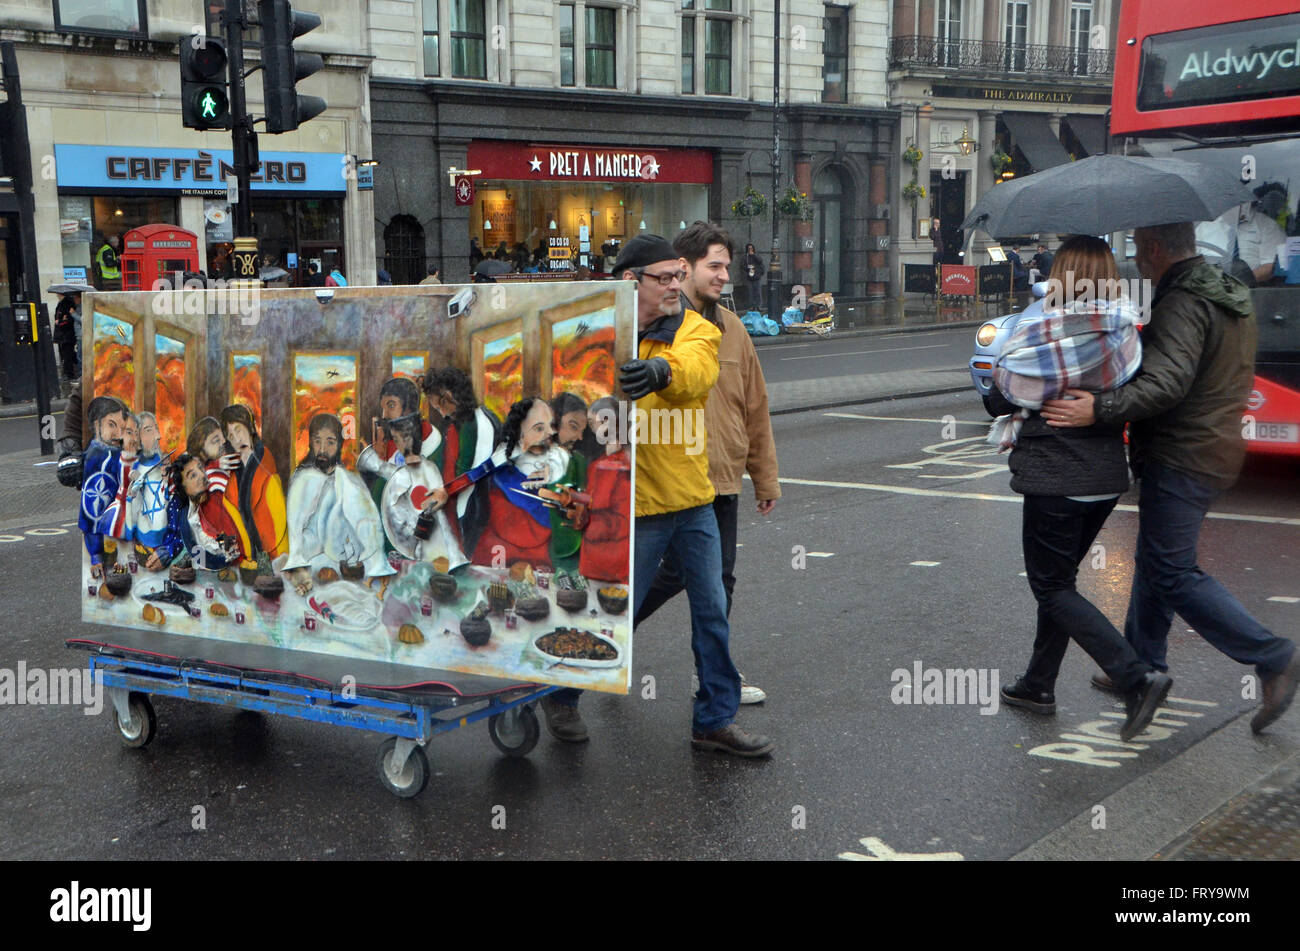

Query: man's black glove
left=619, top=357, right=672, bottom=399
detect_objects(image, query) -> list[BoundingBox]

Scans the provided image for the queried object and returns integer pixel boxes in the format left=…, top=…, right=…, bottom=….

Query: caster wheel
left=488, top=705, right=540, bottom=758
left=116, top=692, right=157, bottom=749
left=377, top=738, right=429, bottom=798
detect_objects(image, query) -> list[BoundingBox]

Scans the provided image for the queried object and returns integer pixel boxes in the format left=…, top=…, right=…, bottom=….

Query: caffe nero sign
left=1139, top=12, right=1300, bottom=111
left=54, top=145, right=347, bottom=194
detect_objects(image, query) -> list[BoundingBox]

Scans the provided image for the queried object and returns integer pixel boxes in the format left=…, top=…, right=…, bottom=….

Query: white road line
left=910, top=561, right=941, bottom=567
left=770, top=475, right=1300, bottom=526
left=25, top=527, right=67, bottom=536
left=806, top=551, right=835, bottom=558
left=781, top=343, right=953, bottom=361
left=826, top=412, right=989, bottom=426
left=838, top=836, right=964, bottom=861
left=1268, top=596, right=1300, bottom=604
left=0, top=535, right=24, bottom=543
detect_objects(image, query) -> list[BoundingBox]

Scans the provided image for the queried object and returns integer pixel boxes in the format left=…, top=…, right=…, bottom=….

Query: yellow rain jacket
left=632, top=308, right=720, bottom=517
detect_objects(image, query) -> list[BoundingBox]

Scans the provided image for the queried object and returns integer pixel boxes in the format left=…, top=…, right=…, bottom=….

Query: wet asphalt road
left=2, top=392, right=1298, bottom=860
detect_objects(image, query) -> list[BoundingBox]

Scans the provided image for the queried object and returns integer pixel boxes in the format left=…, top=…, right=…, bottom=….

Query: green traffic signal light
left=194, top=87, right=228, bottom=123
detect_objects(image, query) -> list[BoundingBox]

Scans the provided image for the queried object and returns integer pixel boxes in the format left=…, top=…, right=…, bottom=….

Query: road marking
left=0, top=535, right=23, bottom=543
left=826, top=412, right=989, bottom=426
left=910, top=561, right=941, bottom=567
left=770, top=476, right=1300, bottom=526
left=806, top=551, right=835, bottom=558
left=781, top=343, right=952, bottom=361
left=25, top=527, right=67, bottom=536
left=1268, top=596, right=1299, bottom=603
left=61, top=522, right=77, bottom=528
left=1028, top=697, right=1218, bottom=768
left=838, top=837, right=964, bottom=861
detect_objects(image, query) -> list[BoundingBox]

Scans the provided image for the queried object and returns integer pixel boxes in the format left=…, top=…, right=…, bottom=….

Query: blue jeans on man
left=552, top=502, right=741, bottom=733
left=1125, top=460, right=1294, bottom=676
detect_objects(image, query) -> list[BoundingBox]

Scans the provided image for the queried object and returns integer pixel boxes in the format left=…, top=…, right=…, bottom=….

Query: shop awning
left=1065, top=115, right=1107, bottom=157
left=1001, top=112, right=1072, bottom=172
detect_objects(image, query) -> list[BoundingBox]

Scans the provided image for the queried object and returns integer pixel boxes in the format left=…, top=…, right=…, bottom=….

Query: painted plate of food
left=530, top=626, right=623, bottom=669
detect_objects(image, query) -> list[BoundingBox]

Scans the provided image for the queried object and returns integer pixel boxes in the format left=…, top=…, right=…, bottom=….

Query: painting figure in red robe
left=578, top=396, right=630, bottom=583
left=472, top=396, right=583, bottom=569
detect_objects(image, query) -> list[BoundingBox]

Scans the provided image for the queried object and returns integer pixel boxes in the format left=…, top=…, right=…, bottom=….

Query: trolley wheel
left=488, top=704, right=540, bottom=758
left=377, top=738, right=429, bottom=799
left=116, top=692, right=157, bottom=749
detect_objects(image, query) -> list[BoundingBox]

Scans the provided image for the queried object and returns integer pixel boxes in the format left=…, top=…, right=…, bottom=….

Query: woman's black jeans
left=1020, top=494, right=1150, bottom=695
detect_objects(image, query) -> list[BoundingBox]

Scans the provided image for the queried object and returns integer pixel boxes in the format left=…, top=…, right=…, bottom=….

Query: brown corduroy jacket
left=696, top=301, right=781, bottom=500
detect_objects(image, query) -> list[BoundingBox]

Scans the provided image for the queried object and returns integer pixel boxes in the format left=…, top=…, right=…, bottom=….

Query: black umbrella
left=474, top=258, right=513, bottom=276
left=961, top=154, right=1255, bottom=238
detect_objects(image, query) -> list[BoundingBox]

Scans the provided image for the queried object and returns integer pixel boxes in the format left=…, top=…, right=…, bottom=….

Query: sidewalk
left=0, top=446, right=75, bottom=532
left=750, top=294, right=1009, bottom=350
left=0, top=396, right=68, bottom=420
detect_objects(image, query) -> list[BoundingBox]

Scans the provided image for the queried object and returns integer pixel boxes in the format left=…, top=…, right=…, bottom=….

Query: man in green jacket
left=1042, top=221, right=1297, bottom=734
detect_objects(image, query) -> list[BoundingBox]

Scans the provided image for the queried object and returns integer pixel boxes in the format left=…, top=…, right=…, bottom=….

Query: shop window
left=384, top=215, right=427, bottom=286
left=560, top=4, right=575, bottom=87
left=823, top=5, right=849, bottom=103
left=586, top=6, right=617, bottom=89
left=451, top=0, right=487, bottom=80
left=423, top=0, right=441, bottom=77
left=54, top=0, right=147, bottom=37
left=682, top=0, right=738, bottom=96
left=59, top=196, right=178, bottom=290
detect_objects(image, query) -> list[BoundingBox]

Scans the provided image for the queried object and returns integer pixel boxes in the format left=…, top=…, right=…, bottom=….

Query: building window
left=1005, top=1, right=1029, bottom=72
left=422, top=0, right=440, bottom=77
left=1069, top=2, right=1092, bottom=75
left=937, top=0, right=961, bottom=68
left=682, top=17, right=695, bottom=93
left=450, top=0, right=487, bottom=80
left=683, top=0, right=737, bottom=96
left=54, top=0, right=147, bottom=37
left=560, top=4, right=575, bottom=87
left=586, top=6, right=617, bottom=89
left=823, top=5, right=849, bottom=102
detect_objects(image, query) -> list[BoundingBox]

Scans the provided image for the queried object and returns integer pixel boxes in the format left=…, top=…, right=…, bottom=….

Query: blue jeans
left=553, top=503, right=741, bottom=733
left=1125, top=461, right=1294, bottom=677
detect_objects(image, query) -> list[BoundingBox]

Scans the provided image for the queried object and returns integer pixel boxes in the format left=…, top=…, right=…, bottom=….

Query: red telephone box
left=120, top=224, right=200, bottom=290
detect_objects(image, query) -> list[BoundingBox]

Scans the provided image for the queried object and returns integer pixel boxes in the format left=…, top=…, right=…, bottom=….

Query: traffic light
left=179, top=36, right=231, bottom=130
left=259, top=0, right=327, bottom=133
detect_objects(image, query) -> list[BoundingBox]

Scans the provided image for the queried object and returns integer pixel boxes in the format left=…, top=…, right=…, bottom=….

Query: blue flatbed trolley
left=69, top=640, right=560, bottom=798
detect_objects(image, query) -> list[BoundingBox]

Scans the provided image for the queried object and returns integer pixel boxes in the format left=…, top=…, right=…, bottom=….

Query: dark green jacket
left=1095, top=257, right=1256, bottom=490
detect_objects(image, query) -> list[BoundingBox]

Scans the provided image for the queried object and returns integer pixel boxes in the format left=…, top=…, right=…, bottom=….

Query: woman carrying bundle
left=988, top=234, right=1171, bottom=742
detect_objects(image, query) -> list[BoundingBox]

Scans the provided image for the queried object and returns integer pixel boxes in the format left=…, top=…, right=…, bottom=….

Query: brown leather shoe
left=691, top=723, right=775, bottom=758
left=1251, top=654, right=1300, bottom=735
left=1091, top=671, right=1122, bottom=695
left=540, top=696, right=589, bottom=742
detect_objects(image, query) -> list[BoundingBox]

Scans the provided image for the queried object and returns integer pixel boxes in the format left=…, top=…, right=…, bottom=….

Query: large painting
left=77, top=283, right=636, bottom=694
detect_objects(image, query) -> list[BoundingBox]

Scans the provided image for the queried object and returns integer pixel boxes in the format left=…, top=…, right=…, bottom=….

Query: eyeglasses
left=635, top=267, right=686, bottom=287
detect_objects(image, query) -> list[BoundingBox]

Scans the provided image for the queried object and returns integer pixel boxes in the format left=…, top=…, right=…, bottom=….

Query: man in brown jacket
left=634, top=221, right=781, bottom=703
left=1043, top=221, right=1298, bottom=734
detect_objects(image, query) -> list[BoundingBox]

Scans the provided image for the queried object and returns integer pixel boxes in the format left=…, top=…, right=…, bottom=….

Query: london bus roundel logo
left=1246, top=390, right=1265, bottom=411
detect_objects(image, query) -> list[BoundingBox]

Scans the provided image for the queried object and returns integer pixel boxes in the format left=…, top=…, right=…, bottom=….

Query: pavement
left=3, top=349, right=1298, bottom=861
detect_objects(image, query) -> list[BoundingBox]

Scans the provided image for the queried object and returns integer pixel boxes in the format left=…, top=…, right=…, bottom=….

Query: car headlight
left=976, top=323, right=998, bottom=347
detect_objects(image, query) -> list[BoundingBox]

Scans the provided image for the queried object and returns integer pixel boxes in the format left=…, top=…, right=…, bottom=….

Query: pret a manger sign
left=546, top=150, right=660, bottom=180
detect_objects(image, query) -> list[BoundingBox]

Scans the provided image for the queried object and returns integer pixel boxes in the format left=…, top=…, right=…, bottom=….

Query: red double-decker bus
left=1112, top=0, right=1300, bottom=457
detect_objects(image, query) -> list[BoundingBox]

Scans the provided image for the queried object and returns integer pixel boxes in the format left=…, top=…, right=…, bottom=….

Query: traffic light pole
left=223, top=0, right=259, bottom=281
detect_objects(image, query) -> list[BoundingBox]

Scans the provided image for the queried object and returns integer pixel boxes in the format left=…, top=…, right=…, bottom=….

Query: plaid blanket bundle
left=988, top=299, right=1143, bottom=450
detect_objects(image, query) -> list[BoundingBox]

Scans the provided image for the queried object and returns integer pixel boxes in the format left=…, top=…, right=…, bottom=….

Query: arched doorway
left=383, top=214, right=426, bottom=285
left=813, top=167, right=846, bottom=294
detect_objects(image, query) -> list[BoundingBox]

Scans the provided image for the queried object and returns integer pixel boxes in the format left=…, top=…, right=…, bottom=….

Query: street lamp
left=766, top=0, right=783, bottom=321
left=955, top=125, right=979, bottom=156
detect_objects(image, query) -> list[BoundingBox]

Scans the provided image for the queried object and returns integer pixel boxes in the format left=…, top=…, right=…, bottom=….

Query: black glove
left=619, top=357, right=672, bottom=399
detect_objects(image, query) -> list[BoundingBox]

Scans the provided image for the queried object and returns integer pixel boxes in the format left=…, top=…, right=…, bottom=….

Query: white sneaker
left=693, top=671, right=767, bottom=704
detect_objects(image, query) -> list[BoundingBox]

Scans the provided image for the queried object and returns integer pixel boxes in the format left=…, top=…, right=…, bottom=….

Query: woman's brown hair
left=1048, top=234, right=1122, bottom=304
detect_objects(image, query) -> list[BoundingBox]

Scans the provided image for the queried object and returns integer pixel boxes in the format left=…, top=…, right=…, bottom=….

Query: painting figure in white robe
left=284, top=413, right=395, bottom=595
left=359, top=412, right=467, bottom=569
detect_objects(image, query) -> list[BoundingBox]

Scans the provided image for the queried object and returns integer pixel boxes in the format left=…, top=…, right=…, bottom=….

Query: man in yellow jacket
left=635, top=221, right=780, bottom=704
left=542, top=233, right=775, bottom=757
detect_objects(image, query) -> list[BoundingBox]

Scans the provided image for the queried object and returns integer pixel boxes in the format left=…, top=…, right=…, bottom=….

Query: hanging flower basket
left=903, top=145, right=923, bottom=167
left=776, top=186, right=814, bottom=222
left=729, top=186, right=768, bottom=219
left=902, top=180, right=927, bottom=201
left=991, top=149, right=1013, bottom=173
